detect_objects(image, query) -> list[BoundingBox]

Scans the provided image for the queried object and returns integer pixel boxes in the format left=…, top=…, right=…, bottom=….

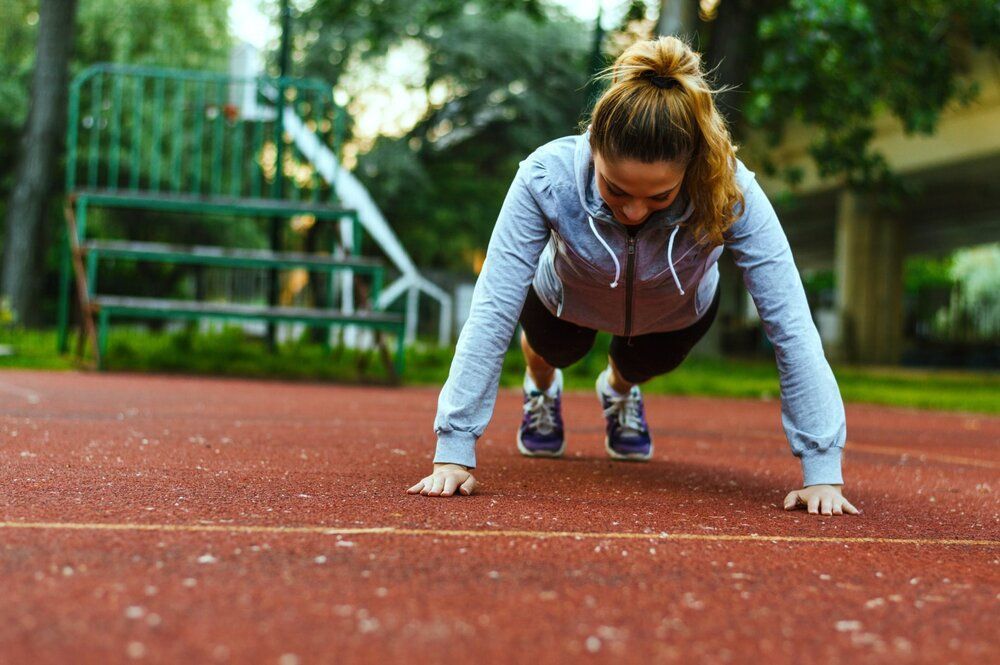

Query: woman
left=407, top=35, right=859, bottom=517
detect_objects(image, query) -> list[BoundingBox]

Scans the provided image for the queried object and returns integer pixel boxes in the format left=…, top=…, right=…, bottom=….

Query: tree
left=280, top=0, right=544, bottom=87
left=0, top=2, right=41, bottom=205
left=699, top=0, right=786, bottom=137
left=2, top=0, right=78, bottom=325
left=0, top=0, right=232, bottom=325
left=602, top=0, right=998, bottom=206
left=290, top=1, right=589, bottom=271
left=74, top=0, right=230, bottom=71
left=744, top=0, right=1000, bottom=203
left=657, top=0, right=696, bottom=39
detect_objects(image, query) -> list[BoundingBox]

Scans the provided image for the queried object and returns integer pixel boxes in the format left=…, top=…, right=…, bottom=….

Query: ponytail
left=584, top=35, right=744, bottom=246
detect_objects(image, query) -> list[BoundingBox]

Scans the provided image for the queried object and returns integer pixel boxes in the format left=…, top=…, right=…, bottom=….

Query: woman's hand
left=783, top=484, right=861, bottom=516
left=407, top=463, right=478, bottom=497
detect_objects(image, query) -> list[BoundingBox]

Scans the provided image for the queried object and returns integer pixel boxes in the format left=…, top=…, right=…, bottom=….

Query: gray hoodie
left=432, top=131, right=846, bottom=487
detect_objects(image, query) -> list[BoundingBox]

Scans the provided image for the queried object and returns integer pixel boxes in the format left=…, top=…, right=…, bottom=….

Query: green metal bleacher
left=58, top=64, right=405, bottom=377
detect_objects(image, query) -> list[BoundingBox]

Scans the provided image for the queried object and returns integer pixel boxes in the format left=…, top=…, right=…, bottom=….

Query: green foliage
left=0, top=0, right=231, bottom=143
left=802, top=269, right=835, bottom=294
left=0, top=297, right=16, bottom=326
left=294, top=1, right=591, bottom=271
left=0, top=1, right=40, bottom=213
left=75, top=0, right=230, bottom=71
left=905, top=254, right=954, bottom=291
left=285, top=0, right=545, bottom=86
left=101, top=326, right=395, bottom=382
left=0, top=327, right=75, bottom=369
left=932, top=243, right=999, bottom=342
left=746, top=0, right=1000, bottom=205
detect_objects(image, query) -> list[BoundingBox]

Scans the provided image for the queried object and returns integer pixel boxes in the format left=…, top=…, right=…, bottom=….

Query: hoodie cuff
left=800, top=446, right=844, bottom=487
left=433, top=430, right=478, bottom=469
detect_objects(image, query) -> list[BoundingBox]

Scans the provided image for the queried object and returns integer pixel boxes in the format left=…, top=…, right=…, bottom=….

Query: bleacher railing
left=66, top=64, right=347, bottom=203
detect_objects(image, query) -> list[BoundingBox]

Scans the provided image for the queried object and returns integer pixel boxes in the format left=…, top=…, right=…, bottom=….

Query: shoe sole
left=596, top=374, right=653, bottom=462
left=516, top=428, right=566, bottom=458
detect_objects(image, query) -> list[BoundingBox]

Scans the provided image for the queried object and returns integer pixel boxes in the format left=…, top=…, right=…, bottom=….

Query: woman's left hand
left=783, top=484, right=861, bottom=516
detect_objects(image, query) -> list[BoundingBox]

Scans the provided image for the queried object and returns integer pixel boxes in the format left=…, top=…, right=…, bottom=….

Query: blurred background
left=0, top=0, right=997, bottom=407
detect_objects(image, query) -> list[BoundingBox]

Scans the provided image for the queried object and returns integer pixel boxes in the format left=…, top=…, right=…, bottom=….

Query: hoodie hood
left=573, top=128, right=695, bottom=230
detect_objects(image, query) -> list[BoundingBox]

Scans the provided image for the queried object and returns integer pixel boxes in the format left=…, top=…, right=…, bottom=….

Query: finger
left=459, top=475, right=477, bottom=496
left=420, top=475, right=435, bottom=495
left=783, top=491, right=799, bottom=510
left=427, top=474, right=446, bottom=497
left=406, top=479, right=426, bottom=494
left=832, top=500, right=844, bottom=516
left=442, top=475, right=459, bottom=497
left=820, top=495, right=833, bottom=516
left=807, top=494, right=820, bottom=515
left=842, top=499, right=861, bottom=515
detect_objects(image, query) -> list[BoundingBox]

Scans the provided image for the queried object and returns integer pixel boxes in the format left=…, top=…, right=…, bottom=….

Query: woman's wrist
left=434, top=462, right=469, bottom=471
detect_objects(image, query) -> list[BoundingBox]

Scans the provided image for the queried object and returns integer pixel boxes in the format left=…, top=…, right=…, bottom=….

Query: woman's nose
left=621, top=201, right=646, bottom=222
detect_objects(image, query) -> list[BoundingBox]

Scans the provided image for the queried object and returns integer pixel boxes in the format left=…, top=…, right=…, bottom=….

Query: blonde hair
left=584, top=35, right=744, bottom=247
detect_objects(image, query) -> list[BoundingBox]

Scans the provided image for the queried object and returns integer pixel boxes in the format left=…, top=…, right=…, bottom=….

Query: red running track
left=0, top=369, right=997, bottom=664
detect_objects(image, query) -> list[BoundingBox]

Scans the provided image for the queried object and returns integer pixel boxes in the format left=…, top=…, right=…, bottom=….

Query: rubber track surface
left=0, top=370, right=997, bottom=664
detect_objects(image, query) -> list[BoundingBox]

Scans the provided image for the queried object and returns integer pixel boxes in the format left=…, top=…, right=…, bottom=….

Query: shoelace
left=523, top=391, right=558, bottom=435
left=602, top=389, right=646, bottom=436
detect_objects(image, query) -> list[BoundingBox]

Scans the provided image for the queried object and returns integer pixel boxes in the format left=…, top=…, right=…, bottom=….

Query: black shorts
left=518, top=284, right=721, bottom=384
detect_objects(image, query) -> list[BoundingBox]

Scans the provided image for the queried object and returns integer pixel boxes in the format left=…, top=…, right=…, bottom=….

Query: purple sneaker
left=516, top=370, right=565, bottom=458
left=596, top=368, right=653, bottom=461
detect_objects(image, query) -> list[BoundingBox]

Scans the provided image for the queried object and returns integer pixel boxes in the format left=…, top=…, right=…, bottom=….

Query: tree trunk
left=1, top=0, right=78, bottom=326
left=701, top=0, right=762, bottom=139
left=657, top=0, right=697, bottom=40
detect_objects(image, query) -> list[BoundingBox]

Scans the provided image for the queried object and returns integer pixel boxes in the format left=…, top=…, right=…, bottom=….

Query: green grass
left=0, top=327, right=996, bottom=414
left=0, top=328, right=76, bottom=370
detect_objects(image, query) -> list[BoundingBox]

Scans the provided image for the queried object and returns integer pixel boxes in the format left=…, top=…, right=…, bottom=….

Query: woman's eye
left=605, top=184, right=671, bottom=202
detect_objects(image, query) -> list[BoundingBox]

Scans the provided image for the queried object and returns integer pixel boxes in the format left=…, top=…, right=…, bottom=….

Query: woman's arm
left=723, top=163, right=846, bottom=490
left=413, top=159, right=552, bottom=495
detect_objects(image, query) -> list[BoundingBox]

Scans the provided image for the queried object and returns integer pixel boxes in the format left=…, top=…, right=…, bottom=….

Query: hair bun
left=640, top=70, right=680, bottom=90
left=650, top=75, right=679, bottom=90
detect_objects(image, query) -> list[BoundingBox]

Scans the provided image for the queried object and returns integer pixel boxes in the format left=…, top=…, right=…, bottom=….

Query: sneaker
left=516, top=369, right=566, bottom=458
left=596, top=367, right=653, bottom=461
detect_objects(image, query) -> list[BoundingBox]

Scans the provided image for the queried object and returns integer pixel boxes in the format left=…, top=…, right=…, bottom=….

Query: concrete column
left=834, top=190, right=904, bottom=364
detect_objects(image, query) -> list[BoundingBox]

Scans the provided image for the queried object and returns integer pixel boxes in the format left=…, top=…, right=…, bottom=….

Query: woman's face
left=593, top=152, right=687, bottom=226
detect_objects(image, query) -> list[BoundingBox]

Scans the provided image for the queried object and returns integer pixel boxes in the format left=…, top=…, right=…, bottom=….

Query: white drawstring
left=588, top=215, right=620, bottom=288
left=587, top=215, right=685, bottom=295
left=667, top=225, right=685, bottom=295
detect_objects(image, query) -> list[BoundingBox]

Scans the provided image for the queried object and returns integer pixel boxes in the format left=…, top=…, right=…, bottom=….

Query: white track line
left=0, top=521, right=996, bottom=547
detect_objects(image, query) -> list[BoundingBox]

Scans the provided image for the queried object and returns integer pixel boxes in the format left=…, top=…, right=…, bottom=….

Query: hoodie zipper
left=624, top=232, right=637, bottom=343
left=593, top=212, right=655, bottom=342
left=625, top=229, right=642, bottom=346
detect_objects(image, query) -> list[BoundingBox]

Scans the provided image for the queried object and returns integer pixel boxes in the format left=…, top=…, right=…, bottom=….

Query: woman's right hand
left=407, top=463, right=478, bottom=497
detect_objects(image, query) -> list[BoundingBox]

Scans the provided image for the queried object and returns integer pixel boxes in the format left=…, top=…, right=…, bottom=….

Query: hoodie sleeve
left=723, top=164, right=846, bottom=487
left=432, top=160, right=553, bottom=469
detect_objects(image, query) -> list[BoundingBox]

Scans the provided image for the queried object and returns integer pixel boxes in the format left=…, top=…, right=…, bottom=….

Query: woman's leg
left=516, top=285, right=597, bottom=457
left=606, top=356, right=634, bottom=394
left=518, top=285, right=598, bottom=384
left=521, top=330, right=556, bottom=391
